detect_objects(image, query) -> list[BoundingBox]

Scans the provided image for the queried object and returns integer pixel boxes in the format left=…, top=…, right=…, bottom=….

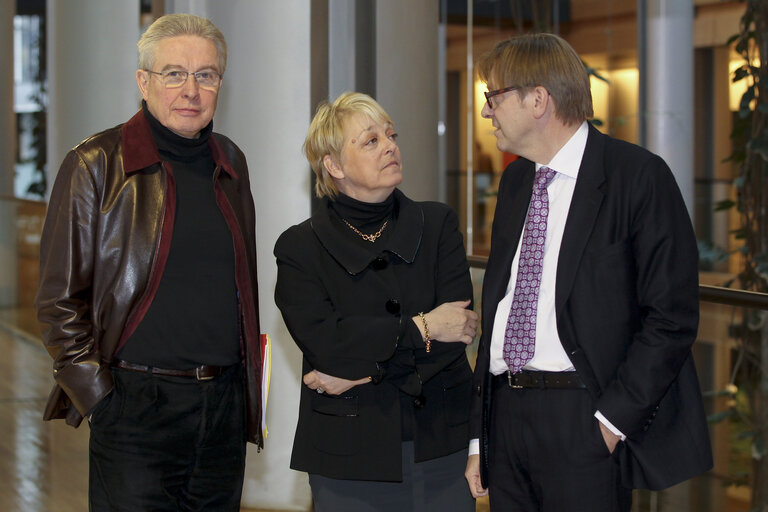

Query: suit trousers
left=488, top=380, right=632, bottom=512
left=88, top=364, right=247, bottom=512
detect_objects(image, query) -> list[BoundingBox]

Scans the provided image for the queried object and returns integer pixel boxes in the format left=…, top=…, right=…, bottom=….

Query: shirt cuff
left=594, top=410, right=626, bottom=441
left=468, top=438, right=480, bottom=456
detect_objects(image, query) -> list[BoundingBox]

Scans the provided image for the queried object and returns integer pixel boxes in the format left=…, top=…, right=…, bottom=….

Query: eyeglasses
left=484, top=86, right=519, bottom=110
left=145, top=69, right=222, bottom=90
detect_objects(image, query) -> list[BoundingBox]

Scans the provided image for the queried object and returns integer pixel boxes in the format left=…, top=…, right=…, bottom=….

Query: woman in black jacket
left=274, top=92, right=477, bottom=511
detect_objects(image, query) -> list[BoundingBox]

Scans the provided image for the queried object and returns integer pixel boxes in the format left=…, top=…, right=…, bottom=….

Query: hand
left=598, top=420, right=621, bottom=453
left=303, top=370, right=371, bottom=396
left=415, top=300, right=478, bottom=345
left=465, top=454, right=488, bottom=498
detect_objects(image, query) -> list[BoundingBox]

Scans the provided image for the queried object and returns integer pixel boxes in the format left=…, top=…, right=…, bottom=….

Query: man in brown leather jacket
left=35, top=14, right=262, bottom=511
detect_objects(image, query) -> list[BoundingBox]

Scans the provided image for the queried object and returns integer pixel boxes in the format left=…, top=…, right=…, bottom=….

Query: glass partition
left=441, top=1, right=642, bottom=256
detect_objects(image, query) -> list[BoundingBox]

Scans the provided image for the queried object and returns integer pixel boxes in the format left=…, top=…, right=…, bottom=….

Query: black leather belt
left=493, top=370, right=586, bottom=390
left=112, top=359, right=230, bottom=381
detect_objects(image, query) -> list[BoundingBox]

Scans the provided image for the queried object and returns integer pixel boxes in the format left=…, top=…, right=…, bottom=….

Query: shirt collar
left=536, top=120, right=589, bottom=180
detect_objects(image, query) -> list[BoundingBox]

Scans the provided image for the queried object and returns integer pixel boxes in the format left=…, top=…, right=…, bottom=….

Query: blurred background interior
left=1, top=0, right=766, bottom=510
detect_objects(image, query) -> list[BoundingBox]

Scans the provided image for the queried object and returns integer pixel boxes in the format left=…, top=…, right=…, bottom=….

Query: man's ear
left=531, top=85, right=551, bottom=119
left=136, top=69, right=150, bottom=100
left=323, top=154, right=344, bottom=180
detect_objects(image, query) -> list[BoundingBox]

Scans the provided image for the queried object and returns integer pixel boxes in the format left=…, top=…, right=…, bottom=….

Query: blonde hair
left=477, top=33, right=592, bottom=126
left=138, top=13, right=227, bottom=74
left=304, top=92, right=394, bottom=198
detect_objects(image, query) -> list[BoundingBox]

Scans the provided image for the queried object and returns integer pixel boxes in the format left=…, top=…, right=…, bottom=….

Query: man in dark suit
left=464, top=33, right=712, bottom=511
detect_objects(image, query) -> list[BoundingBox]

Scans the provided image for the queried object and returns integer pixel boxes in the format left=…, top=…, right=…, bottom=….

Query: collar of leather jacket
left=119, top=109, right=238, bottom=180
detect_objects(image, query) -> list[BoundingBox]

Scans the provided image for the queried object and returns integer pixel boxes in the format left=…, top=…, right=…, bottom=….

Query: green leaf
left=731, top=227, right=750, bottom=240
left=697, top=241, right=731, bottom=264
left=583, top=62, right=610, bottom=84
left=701, top=388, right=738, bottom=398
left=735, top=36, right=750, bottom=55
left=747, top=136, right=768, bottom=162
left=732, top=66, right=750, bottom=82
left=707, top=410, right=734, bottom=423
left=739, top=86, right=756, bottom=118
left=714, top=199, right=736, bottom=211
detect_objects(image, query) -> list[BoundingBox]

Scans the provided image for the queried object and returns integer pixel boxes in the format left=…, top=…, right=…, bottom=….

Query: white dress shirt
left=487, top=122, right=588, bottom=375
left=469, top=122, right=624, bottom=457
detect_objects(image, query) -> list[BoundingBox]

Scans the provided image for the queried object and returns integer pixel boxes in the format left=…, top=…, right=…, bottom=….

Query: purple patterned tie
left=503, top=166, right=557, bottom=373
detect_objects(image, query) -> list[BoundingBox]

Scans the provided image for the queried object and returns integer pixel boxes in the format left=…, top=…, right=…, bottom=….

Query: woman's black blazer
left=274, top=189, right=474, bottom=481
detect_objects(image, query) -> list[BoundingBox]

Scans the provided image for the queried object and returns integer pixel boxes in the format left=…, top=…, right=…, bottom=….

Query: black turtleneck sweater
left=329, top=192, right=394, bottom=248
left=117, top=104, right=240, bottom=368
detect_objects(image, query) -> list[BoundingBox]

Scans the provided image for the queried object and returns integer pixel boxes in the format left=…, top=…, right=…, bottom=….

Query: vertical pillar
left=376, top=0, right=440, bottom=201
left=645, top=7, right=695, bottom=505
left=184, top=1, right=313, bottom=509
left=0, top=0, right=16, bottom=307
left=46, top=0, right=140, bottom=191
left=646, top=5, right=696, bottom=492
left=645, top=0, right=695, bottom=217
left=327, top=0, right=376, bottom=99
left=437, top=0, right=448, bottom=203
left=328, top=1, right=357, bottom=99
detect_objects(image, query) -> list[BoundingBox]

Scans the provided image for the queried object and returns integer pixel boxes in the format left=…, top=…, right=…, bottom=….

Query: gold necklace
left=343, top=219, right=388, bottom=242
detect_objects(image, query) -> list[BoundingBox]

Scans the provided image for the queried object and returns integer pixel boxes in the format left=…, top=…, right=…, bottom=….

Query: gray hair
left=138, top=13, right=227, bottom=74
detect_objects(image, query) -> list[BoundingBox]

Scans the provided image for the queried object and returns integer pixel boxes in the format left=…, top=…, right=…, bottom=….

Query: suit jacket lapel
left=555, top=124, right=607, bottom=315
left=484, top=161, right=536, bottom=326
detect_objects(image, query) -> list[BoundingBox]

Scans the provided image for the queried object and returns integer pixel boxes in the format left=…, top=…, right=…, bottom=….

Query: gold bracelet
left=418, top=312, right=432, bottom=352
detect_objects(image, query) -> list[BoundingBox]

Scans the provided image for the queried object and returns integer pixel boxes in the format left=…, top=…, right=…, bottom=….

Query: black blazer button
left=385, top=299, right=401, bottom=314
left=413, top=395, right=427, bottom=409
left=371, top=257, right=388, bottom=270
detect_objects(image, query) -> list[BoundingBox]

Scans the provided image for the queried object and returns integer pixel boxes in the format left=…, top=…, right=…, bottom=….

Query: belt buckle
left=508, top=372, right=523, bottom=389
left=195, top=367, right=215, bottom=381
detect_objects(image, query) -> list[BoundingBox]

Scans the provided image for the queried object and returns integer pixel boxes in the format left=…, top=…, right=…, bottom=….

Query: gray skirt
left=308, top=442, right=475, bottom=512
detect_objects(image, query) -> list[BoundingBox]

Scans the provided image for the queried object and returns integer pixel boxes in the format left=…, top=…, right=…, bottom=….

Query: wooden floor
left=0, top=308, right=489, bottom=512
left=0, top=308, right=292, bottom=512
left=0, top=308, right=89, bottom=512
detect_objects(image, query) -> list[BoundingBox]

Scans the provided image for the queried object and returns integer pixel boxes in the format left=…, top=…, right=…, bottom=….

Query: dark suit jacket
left=275, top=189, right=473, bottom=481
left=470, top=124, right=713, bottom=490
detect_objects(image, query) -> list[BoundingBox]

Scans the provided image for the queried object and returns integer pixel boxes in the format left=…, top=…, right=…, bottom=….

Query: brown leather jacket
left=35, top=110, right=263, bottom=447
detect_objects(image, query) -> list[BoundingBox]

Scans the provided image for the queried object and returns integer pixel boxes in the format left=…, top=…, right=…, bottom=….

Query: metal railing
left=468, top=254, right=768, bottom=310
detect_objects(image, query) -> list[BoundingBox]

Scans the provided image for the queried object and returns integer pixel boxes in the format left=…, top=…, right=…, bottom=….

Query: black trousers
left=309, top=442, right=475, bottom=512
left=88, top=365, right=247, bottom=512
left=488, top=382, right=632, bottom=512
